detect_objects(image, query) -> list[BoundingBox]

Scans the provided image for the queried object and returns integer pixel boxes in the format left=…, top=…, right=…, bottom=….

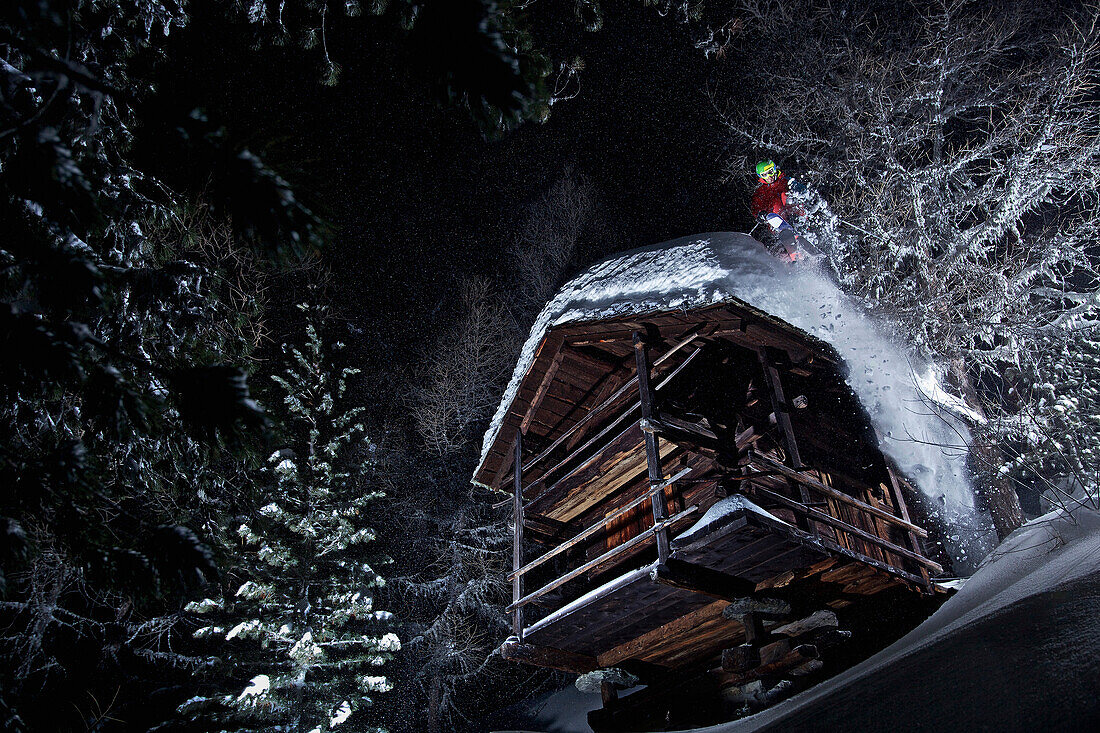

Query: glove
left=764, top=213, right=790, bottom=232
left=789, top=178, right=808, bottom=195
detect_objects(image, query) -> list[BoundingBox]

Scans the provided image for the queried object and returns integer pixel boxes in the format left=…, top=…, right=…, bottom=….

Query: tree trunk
left=969, top=428, right=1025, bottom=541
left=427, top=674, right=443, bottom=733
left=950, top=359, right=1024, bottom=540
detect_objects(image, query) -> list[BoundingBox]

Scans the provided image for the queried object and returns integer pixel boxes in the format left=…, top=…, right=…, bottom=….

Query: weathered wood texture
left=597, top=599, right=732, bottom=668
left=487, top=299, right=944, bottom=687
left=507, top=505, right=698, bottom=613
left=527, top=422, right=655, bottom=520
left=499, top=639, right=598, bottom=674
left=635, top=332, right=671, bottom=563
left=508, top=467, right=693, bottom=583
left=474, top=302, right=840, bottom=491
left=745, top=451, right=928, bottom=537
left=670, top=510, right=828, bottom=584
left=524, top=569, right=718, bottom=657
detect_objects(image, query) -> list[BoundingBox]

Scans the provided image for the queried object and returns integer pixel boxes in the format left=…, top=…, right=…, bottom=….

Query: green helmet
left=756, top=159, right=778, bottom=181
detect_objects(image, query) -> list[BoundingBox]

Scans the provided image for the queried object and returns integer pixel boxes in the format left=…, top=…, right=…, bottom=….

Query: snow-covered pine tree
left=714, top=0, right=1100, bottom=529
left=179, top=304, right=398, bottom=731
left=0, top=3, right=314, bottom=727
left=387, top=481, right=515, bottom=733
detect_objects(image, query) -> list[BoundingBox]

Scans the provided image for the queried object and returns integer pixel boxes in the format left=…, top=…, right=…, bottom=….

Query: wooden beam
left=886, top=463, right=932, bottom=587
left=653, top=343, right=703, bottom=391
left=641, top=416, right=721, bottom=453
left=563, top=358, right=635, bottom=453
left=565, top=318, right=731, bottom=347
left=646, top=413, right=718, bottom=442
left=520, top=350, right=565, bottom=434
left=757, top=348, right=804, bottom=470
left=523, top=514, right=571, bottom=541
left=522, top=563, right=658, bottom=638
left=506, top=505, right=699, bottom=613
left=635, top=331, right=670, bottom=563
left=745, top=451, right=928, bottom=537
left=499, top=639, right=598, bottom=674
left=802, top=532, right=927, bottom=586
left=525, top=404, right=641, bottom=505
left=746, top=485, right=943, bottom=573
left=489, top=437, right=516, bottom=493
left=757, top=347, right=818, bottom=537
left=512, top=429, right=524, bottom=639
left=533, top=343, right=697, bottom=484
left=735, top=425, right=761, bottom=450
left=597, top=599, right=729, bottom=668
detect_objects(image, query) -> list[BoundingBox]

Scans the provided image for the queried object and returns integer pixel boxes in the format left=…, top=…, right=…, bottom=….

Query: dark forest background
left=2, top=1, right=1097, bottom=731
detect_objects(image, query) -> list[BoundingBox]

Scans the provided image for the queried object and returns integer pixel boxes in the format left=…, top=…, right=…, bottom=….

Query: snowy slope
left=480, top=233, right=995, bottom=570
left=684, top=508, right=1100, bottom=733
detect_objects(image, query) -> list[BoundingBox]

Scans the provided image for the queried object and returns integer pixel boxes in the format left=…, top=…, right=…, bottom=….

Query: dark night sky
left=161, top=3, right=747, bottom=377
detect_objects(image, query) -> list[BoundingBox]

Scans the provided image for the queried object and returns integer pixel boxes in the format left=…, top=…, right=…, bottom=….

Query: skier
left=750, top=160, right=809, bottom=261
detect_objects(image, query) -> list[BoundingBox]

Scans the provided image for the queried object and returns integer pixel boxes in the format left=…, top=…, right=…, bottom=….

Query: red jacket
left=750, top=174, right=790, bottom=219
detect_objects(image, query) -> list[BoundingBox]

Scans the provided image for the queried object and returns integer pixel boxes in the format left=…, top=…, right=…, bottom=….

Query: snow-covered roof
left=476, top=233, right=799, bottom=475
left=476, top=232, right=996, bottom=572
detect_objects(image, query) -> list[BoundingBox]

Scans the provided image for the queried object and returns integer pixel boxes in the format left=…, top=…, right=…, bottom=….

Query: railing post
left=757, top=347, right=814, bottom=533
left=634, top=332, right=670, bottom=564
left=513, top=428, right=525, bottom=639
left=885, top=464, right=932, bottom=588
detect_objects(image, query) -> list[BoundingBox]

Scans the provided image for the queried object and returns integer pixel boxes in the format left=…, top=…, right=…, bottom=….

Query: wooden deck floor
left=524, top=562, right=713, bottom=657
left=521, top=503, right=829, bottom=663
left=671, top=503, right=827, bottom=582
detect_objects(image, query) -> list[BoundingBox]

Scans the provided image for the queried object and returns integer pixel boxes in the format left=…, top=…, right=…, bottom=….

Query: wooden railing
left=741, top=450, right=942, bottom=575
left=505, top=502, right=698, bottom=614
left=507, top=466, right=693, bottom=584
left=508, top=328, right=708, bottom=639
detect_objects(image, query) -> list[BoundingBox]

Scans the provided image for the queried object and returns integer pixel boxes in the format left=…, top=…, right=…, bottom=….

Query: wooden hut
left=472, top=236, right=947, bottom=729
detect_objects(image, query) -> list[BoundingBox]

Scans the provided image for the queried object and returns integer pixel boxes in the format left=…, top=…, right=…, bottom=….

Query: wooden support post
left=601, top=681, right=619, bottom=707
left=512, top=429, right=524, bottom=639
left=757, top=348, right=803, bottom=470
left=757, top=348, right=814, bottom=532
left=740, top=612, right=766, bottom=645
left=634, top=331, right=670, bottom=564
left=886, top=465, right=932, bottom=588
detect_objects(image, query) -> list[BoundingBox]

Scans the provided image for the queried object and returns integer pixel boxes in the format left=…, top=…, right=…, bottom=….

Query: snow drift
left=685, top=507, right=1100, bottom=733
left=481, top=233, right=997, bottom=570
